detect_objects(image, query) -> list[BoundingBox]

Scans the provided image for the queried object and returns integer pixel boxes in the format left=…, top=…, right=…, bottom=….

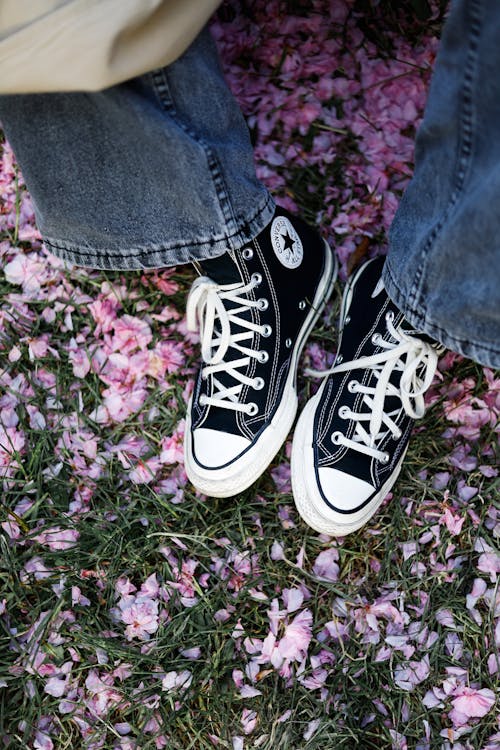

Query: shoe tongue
left=200, top=251, right=241, bottom=285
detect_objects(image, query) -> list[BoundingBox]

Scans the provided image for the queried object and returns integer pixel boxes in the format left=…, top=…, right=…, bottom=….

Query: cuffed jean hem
left=383, top=262, right=500, bottom=368
left=41, top=191, right=276, bottom=270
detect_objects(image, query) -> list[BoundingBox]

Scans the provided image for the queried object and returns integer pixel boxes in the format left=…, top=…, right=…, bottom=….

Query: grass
left=0, top=247, right=497, bottom=747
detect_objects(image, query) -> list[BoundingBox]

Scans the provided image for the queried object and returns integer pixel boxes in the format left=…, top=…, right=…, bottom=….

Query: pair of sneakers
left=184, top=210, right=440, bottom=536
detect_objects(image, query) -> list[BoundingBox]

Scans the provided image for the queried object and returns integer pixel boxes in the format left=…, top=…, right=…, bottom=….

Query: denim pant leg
left=0, top=28, right=274, bottom=270
left=383, top=0, right=500, bottom=368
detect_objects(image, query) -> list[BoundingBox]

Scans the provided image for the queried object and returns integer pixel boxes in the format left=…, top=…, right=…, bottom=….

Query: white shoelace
left=186, top=274, right=269, bottom=415
left=307, top=312, right=439, bottom=462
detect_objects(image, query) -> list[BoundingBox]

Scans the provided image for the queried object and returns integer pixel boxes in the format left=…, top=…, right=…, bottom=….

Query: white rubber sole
left=291, top=394, right=407, bottom=536
left=184, top=240, right=338, bottom=498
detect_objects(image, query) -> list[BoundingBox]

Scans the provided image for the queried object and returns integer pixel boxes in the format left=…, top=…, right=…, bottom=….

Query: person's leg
left=384, top=0, right=500, bottom=370
left=0, top=28, right=274, bottom=270
left=291, top=0, right=500, bottom=536
left=0, top=25, right=338, bottom=496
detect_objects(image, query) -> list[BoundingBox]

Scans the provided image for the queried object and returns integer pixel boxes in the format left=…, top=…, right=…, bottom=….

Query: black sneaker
left=184, top=209, right=337, bottom=497
left=291, top=256, right=441, bottom=536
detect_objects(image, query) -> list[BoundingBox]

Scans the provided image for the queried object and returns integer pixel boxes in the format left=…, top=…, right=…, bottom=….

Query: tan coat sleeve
left=0, top=0, right=222, bottom=94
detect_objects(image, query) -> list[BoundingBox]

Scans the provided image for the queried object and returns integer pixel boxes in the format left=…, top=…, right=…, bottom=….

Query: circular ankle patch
left=271, top=216, right=303, bottom=269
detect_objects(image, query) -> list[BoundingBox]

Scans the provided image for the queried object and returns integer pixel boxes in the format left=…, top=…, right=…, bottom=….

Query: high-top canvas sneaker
left=291, top=256, right=441, bottom=536
left=184, top=209, right=337, bottom=497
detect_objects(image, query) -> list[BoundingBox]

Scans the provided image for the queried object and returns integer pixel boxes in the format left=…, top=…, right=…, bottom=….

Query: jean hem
left=383, top=262, right=500, bottom=368
left=42, top=192, right=276, bottom=271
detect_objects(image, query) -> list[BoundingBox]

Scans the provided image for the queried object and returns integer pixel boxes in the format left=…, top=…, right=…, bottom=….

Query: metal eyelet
left=200, top=395, right=207, bottom=406
left=201, top=371, right=208, bottom=381
left=262, top=324, right=272, bottom=338
left=338, top=406, right=349, bottom=419
left=331, top=431, right=343, bottom=445
left=259, top=350, right=269, bottom=364
left=251, top=272, right=262, bottom=285
left=253, top=377, right=265, bottom=391
left=392, top=430, right=402, bottom=440
left=385, top=311, right=394, bottom=323
left=242, top=247, right=254, bottom=260
left=298, top=300, right=306, bottom=310
left=285, top=338, right=292, bottom=348
left=336, top=354, right=343, bottom=364
left=372, top=333, right=382, bottom=345
left=347, top=380, right=358, bottom=393
left=257, top=298, right=269, bottom=311
left=344, top=315, right=351, bottom=325
left=380, top=453, right=390, bottom=464
left=247, top=402, right=258, bottom=416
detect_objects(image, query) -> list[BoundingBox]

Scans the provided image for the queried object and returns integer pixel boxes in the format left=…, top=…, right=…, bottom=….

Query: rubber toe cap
left=192, top=427, right=251, bottom=469
left=317, top=467, right=374, bottom=512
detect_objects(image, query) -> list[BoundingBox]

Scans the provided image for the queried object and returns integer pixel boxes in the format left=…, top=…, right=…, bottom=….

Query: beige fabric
left=0, top=0, right=221, bottom=94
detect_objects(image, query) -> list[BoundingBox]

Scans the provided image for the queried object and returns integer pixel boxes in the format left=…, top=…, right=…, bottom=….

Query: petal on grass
left=393, top=656, right=430, bottom=691
left=312, top=548, right=339, bottom=581
left=451, top=687, right=496, bottom=719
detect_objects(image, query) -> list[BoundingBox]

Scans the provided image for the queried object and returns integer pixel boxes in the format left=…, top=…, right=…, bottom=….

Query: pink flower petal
left=451, top=687, right=496, bottom=720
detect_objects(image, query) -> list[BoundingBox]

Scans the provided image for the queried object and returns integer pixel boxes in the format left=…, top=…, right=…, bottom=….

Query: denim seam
left=150, top=68, right=240, bottom=239
left=42, top=195, right=273, bottom=260
left=403, top=0, right=481, bottom=314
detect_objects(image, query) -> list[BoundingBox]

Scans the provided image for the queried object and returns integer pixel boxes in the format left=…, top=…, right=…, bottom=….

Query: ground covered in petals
left=0, top=2, right=499, bottom=749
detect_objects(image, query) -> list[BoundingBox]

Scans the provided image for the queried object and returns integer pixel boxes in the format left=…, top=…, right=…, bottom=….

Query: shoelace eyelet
left=251, top=272, right=262, bottom=285
left=247, top=402, right=258, bottom=416
left=200, top=395, right=207, bottom=406
left=380, top=452, right=390, bottom=464
left=372, top=333, right=382, bottom=345
left=285, top=338, right=292, bottom=348
left=392, top=430, right=402, bottom=440
left=331, top=431, right=343, bottom=445
left=336, top=353, right=343, bottom=364
left=347, top=379, right=358, bottom=393
left=344, top=315, right=351, bottom=325
left=257, top=298, right=269, bottom=311
left=338, top=406, right=349, bottom=419
left=385, top=311, right=394, bottom=323
left=258, top=350, right=269, bottom=363
left=298, top=300, right=306, bottom=310
left=253, top=377, right=265, bottom=391
left=262, top=324, right=272, bottom=338
left=242, top=248, right=253, bottom=260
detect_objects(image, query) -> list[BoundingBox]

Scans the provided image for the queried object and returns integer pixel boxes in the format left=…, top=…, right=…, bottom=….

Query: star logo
left=280, top=229, right=296, bottom=254
left=271, top=216, right=303, bottom=269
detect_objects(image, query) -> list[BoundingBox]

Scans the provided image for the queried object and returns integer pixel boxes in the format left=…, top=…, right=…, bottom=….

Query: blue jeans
left=0, top=29, right=275, bottom=268
left=0, top=2, right=498, bottom=368
left=384, top=0, right=500, bottom=369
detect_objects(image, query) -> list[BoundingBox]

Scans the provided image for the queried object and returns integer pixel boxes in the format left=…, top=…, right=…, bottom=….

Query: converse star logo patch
left=271, top=216, right=303, bottom=269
